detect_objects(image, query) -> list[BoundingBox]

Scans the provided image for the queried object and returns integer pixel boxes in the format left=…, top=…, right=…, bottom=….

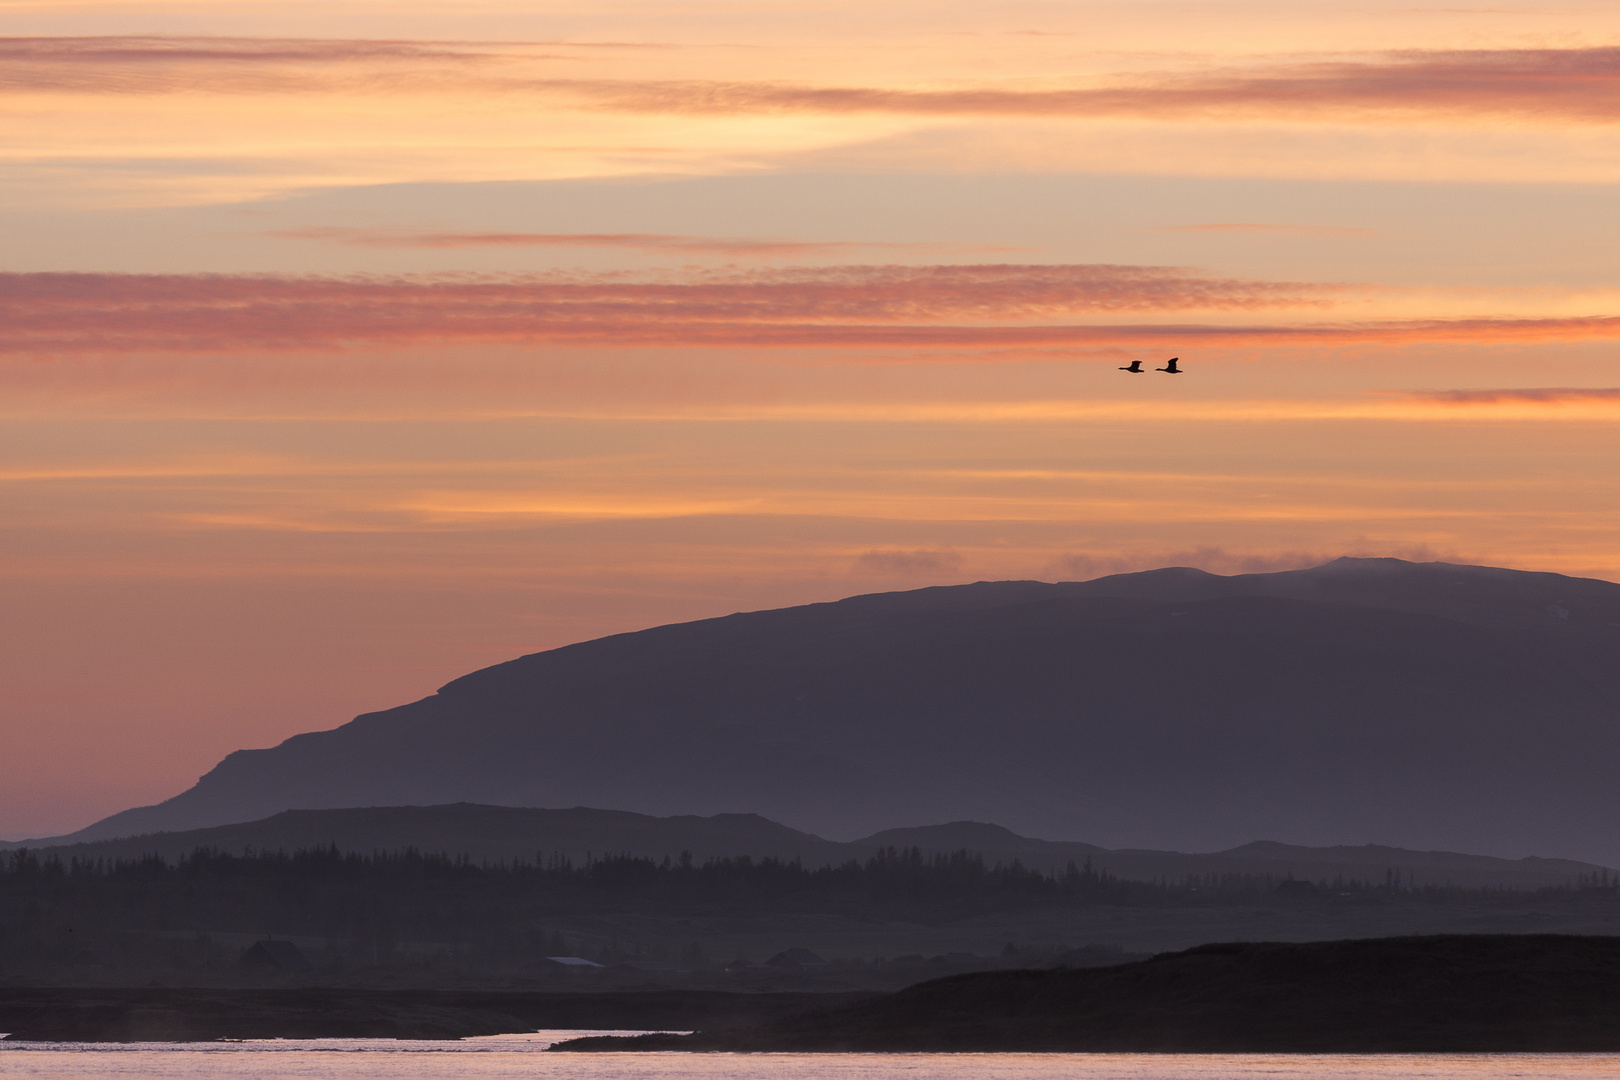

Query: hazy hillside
left=20, top=804, right=1608, bottom=889
left=43, top=558, right=1620, bottom=863
left=19, top=805, right=846, bottom=869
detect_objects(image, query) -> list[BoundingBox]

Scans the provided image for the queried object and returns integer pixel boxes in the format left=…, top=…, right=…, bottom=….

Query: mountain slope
left=56, top=558, right=1620, bottom=862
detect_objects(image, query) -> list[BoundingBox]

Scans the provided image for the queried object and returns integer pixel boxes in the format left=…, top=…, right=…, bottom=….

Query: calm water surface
left=0, top=1034, right=1614, bottom=1080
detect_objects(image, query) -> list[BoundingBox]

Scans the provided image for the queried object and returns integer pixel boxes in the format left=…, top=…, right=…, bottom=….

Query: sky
left=3, top=0, right=1619, bottom=838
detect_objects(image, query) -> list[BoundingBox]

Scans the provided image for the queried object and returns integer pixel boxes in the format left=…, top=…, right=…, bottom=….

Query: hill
left=38, top=557, right=1620, bottom=863
left=556, top=935, right=1620, bottom=1052
left=14, top=804, right=1608, bottom=889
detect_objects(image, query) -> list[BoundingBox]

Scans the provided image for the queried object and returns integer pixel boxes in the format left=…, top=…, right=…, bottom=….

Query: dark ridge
left=10, top=805, right=845, bottom=870
left=32, top=557, right=1620, bottom=865
left=555, top=934, right=1620, bottom=1052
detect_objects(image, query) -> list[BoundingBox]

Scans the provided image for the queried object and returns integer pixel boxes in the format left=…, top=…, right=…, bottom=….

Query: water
left=0, top=1036, right=1614, bottom=1080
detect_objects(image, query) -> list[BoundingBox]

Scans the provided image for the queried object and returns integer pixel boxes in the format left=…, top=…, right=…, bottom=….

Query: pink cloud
left=0, top=36, right=478, bottom=64
left=0, top=36, right=505, bottom=94
left=562, top=49, right=1620, bottom=122
left=5, top=38, right=1620, bottom=123
left=4, top=270, right=1619, bottom=357
left=0, top=267, right=1336, bottom=355
left=270, top=227, right=1022, bottom=258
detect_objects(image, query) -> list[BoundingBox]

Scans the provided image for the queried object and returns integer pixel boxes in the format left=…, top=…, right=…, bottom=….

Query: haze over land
left=48, top=558, right=1620, bottom=866
left=15, top=803, right=1609, bottom=891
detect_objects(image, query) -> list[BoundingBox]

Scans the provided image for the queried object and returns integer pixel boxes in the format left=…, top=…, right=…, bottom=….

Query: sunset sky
left=4, top=0, right=1620, bottom=837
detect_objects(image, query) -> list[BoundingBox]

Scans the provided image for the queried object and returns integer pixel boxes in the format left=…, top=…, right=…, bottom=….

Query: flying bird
left=1119, top=360, right=1144, bottom=373
left=1157, top=357, right=1182, bottom=374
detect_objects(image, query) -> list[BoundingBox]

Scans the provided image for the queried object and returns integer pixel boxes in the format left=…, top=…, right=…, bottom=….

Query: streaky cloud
left=1158, top=224, right=1376, bottom=237
left=1389, top=387, right=1620, bottom=405
left=540, top=49, right=1620, bottom=122
left=7, top=37, right=1620, bottom=124
left=0, top=36, right=490, bottom=64
left=0, top=267, right=1338, bottom=355
left=0, top=35, right=509, bottom=94
left=270, top=227, right=1021, bottom=257
left=8, top=273, right=1619, bottom=357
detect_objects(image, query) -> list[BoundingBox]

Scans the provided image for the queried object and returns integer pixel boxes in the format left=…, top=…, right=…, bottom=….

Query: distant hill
left=33, top=557, right=1620, bottom=863
left=558, top=936, right=1620, bottom=1051
left=16, top=805, right=843, bottom=869
left=15, top=804, right=1608, bottom=889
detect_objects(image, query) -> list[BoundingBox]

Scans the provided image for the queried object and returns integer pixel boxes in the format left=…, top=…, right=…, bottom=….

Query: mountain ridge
left=41, top=557, right=1620, bottom=862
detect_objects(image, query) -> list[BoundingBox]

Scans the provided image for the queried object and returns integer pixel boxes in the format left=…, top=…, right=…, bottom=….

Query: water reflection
left=0, top=1039, right=1614, bottom=1080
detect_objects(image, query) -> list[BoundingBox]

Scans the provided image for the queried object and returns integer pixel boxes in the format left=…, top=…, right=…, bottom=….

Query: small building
left=765, top=948, right=828, bottom=967
left=540, top=956, right=605, bottom=973
left=238, top=939, right=313, bottom=973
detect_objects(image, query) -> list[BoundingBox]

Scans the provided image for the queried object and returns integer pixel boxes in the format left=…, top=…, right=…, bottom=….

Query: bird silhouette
left=1119, top=360, right=1144, bottom=373
left=1156, top=357, right=1181, bottom=374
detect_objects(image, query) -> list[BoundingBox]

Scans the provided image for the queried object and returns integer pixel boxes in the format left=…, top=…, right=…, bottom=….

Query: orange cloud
left=1389, top=387, right=1620, bottom=405
left=9, top=38, right=1620, bottom=124
left=0, top=36, right=506, bottom=93
left=1158, top=224, right=1376, bottom=237
left=270, top=227, right=1020, bottom=258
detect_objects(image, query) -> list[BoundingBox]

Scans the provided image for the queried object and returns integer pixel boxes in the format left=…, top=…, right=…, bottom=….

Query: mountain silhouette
left=15, top=803, right=1608, bottom=888
left=48, top=558, right=1620, bottom=863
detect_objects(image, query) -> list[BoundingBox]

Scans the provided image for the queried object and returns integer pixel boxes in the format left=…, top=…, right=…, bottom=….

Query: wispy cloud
left=270, top=227, right=1020, bottom=258
left=1157, top=224, right=1376, bottom=237
left=1387, top=387, right=1620, bottom=405
left=9, top=38, right=1620, bottom=124
left=538, top=49, right=1620, bottom=123
left=0, top=268, right=1339, bottom=355
left=8, top=272, right=1620, bottom=360
left=0, top=36, right=510, bottom=94
left=0, top=36, right=485, bottom=64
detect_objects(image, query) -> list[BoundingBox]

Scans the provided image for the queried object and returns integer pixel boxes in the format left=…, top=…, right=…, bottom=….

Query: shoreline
left=0, top=987, right=870, bottom=1043
left=554, top=935, right=1620, bottom=1053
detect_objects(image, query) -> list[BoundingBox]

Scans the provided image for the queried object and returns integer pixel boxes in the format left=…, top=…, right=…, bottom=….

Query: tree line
left=1, top=844, right=1609, bottom=976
